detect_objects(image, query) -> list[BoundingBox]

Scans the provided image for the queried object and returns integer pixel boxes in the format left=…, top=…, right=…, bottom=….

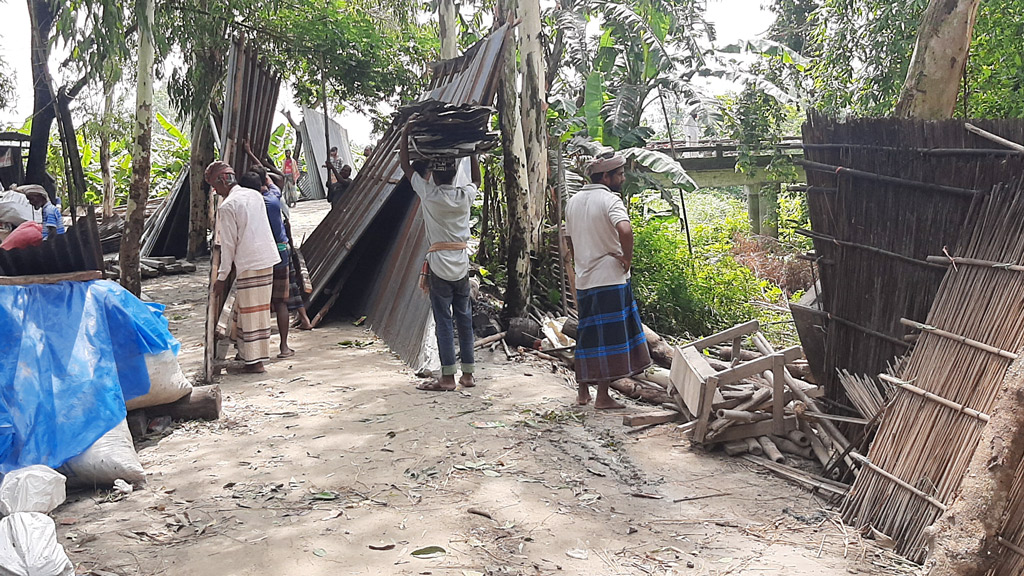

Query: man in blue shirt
left=239, top=171, right=293, bottom=359
left=18, top=185, right=64, bottom=240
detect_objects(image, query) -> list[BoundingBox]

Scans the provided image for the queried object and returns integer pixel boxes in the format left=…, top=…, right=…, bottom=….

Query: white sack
left=0, top=513, right=74, bottom=576
left=58, top=420, right=144, bottom=487
left=124, top=350, right=192, bottom=411
left=0, top=466, right=66, bottom=516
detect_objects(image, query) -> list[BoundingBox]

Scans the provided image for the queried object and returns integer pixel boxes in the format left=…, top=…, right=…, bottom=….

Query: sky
left=0, top=0, right=774, bottom=144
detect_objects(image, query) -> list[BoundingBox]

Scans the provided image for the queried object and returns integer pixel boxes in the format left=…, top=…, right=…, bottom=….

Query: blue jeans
left=429, top=272, right=475, bottom=376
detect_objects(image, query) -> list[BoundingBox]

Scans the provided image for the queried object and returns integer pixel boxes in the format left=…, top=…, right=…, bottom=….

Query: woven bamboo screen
left=842, top=182, right=1024, bottom=565
left=801, top=115, right=1024, bottom=412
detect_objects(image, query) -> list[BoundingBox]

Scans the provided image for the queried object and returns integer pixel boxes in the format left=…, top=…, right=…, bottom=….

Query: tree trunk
left=894, top=0, right=982, bottom=119
left=438, top=0, right=458, bottom=60
left=120, top=0, right=155, bottom=296
left=187, top=117, right=213, bottom=260
left=100, top=80, right=116, bottom=219
left=519, top=0, right=548, bottom=249
left=496, top=0, right=532, bottom=320
left=923, top=353, right=1024, bottom=576
left=25, top=0, right=55, bottom=190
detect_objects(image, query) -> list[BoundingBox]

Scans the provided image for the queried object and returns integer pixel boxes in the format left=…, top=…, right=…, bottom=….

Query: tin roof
left=300, top=25, right=510, bottom=367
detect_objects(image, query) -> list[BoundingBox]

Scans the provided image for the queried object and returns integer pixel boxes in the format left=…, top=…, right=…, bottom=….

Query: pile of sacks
left=0, top=466, right=74, bottom=576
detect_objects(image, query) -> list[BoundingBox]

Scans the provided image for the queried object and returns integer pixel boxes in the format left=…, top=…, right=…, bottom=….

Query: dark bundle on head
left=411, top=159, right=430, bottom=178
left=433, top=169, right=457, bottom=185
left=239, top=171, right=263, bottom=191
left=250, top=164, right=267, bottom=183
left=430, top=157, right=457, bottom=185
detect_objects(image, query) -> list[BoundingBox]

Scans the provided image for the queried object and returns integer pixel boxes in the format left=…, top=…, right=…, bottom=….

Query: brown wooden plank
left=707, top=416, right=797, bottom=444
left=0, top=270, right=103, bottom=285
left=622, top=411, right=683, bottom=427
left=686, top=320, right=759, bottom=351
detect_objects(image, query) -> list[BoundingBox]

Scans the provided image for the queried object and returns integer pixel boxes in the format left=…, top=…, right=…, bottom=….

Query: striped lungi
left=574, top=281, right=652, bottom=383
left=232, top=267, right=273, bottom=365
left=272, top=247, right=290, bottom=304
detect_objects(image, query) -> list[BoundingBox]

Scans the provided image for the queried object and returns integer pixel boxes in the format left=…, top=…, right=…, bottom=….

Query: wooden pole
left=900, top=318, right=1019, bottom=360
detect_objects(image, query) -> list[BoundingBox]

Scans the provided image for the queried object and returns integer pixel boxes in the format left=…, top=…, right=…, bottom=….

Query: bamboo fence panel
left=841, top=182, right=1024, bottom=564
left=801, top=115, right=1024, bottom=411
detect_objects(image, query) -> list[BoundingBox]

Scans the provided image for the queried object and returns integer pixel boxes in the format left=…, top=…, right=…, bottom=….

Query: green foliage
left=630, top=192, right=796, bottom=342
left=547, top=0, right=710, bottom=149
left=809, top=0, right=926, bottom=116
left=961, top=1, right=1024, bottom=118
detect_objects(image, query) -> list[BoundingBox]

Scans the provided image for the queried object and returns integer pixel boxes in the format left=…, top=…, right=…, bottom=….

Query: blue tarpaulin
left=0, top=280, right=180, bottom=473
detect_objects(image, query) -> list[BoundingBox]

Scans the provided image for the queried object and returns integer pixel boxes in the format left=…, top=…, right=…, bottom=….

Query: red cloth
left=1, top=221, right=43, bottom=251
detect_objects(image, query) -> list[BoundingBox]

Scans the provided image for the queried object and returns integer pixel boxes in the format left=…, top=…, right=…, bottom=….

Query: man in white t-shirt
left=399, top=122, right=481, bottom=391
left=564, top=151, right=652, bottom=409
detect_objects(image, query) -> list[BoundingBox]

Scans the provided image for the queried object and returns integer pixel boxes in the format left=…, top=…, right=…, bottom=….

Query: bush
left=630, top=191, right=801, bottom=344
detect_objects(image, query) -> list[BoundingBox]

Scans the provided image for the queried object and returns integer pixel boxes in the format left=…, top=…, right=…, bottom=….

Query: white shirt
left=410, top=172, right=478, bottom=282
left=216, top=185, right=281, bottom=280
left=565, top=183, right=630, bottom=290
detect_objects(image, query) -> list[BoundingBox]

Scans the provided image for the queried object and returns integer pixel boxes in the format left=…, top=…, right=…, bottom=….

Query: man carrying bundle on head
left=399, top=121, right=481, bottom=392
left=564, top=151, right=652, bottom=409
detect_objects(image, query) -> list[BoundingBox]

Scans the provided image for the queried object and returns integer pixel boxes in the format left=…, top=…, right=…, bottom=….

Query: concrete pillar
left=745, top=183, right=761, bottom=235
left=759, top=183, right=779, bottom=238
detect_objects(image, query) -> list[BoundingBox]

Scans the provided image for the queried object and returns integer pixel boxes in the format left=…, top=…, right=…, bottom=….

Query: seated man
left=17, top=184, right=64, bottom=240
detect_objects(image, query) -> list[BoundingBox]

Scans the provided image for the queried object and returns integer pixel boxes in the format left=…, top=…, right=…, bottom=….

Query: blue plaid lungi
left=575, top=280, right=652, bottom=383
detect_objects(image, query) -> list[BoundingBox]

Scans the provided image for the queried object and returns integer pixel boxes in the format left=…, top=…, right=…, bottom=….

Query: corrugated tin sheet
left=0, top=206, right=103, bottom=275
left=203, top=37, right=285, bottom=381
left=301, top=25, right=510, bottom=367
left=297, top=107, right=355, bottom=200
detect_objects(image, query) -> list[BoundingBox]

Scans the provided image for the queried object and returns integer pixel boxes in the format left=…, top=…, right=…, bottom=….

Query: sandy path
left=56, top=199, right=908, bottom=576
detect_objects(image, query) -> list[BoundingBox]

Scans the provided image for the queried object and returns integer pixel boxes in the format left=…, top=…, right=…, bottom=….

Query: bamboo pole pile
left=842, top=182, right=1024, bottom=563
left=801, top=115, right=1024, bottom=410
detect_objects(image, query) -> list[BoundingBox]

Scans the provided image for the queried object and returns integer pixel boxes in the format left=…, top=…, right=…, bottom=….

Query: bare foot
left=577, top=382, right=592, bottom=405
left=460, top=374, right=476, bottom=388
left=594, top=397, right=626, bottom=410
left=242, top=362, right=266, bottom=374
left=278, top=348, right=295, bottom=359
left=297, top=322, right=313, bottom=331
left=594, top=384, right=625, bottom=410
left=417, top=375, right=456, bottom=391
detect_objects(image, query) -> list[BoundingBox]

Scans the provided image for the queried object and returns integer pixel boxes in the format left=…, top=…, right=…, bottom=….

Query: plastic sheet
left=0, top=280, right=180, bottom=473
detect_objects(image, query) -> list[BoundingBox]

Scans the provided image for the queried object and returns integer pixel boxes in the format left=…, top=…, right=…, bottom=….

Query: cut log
left=716, top=409, right=771, bottom=423
left=475, top=331, right=507, bottom=349
left=146, top=385, right=221, bottom=421
left=744, top=437, right=763, bottom=456
left=786, top=430, right=811, bottom=448
left=622, top=410, right=684, bottom=427
left=758, top=436, right=785, bottom=464
left=561, top=317, right=578, bottom=339
left=609, top=377, right=673, bottom=406
left=643, top=324, right=674, bottom=369
left=723, top=440, right=749, bottom=456
left=770, top=435, right=814, bottom=459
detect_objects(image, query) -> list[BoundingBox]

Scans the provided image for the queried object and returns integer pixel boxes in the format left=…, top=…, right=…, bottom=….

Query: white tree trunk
left=895, top=0, right=982, bottom=119
left=519, top=0, right=548, bottom=248
left=497, top=0, right=532, bottom=318
left=119, top=0, right=155, bottom=296
left=438, top=0, right=458, bottom=60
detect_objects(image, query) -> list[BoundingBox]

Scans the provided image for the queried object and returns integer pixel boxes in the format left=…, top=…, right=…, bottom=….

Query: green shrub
left=630, top=191, right=800, bottom=345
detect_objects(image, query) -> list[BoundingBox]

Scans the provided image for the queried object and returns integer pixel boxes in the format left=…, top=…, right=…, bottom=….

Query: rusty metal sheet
left=0, top=206, right=103, bottom=275
left=301, top=25, right=510, bottom=368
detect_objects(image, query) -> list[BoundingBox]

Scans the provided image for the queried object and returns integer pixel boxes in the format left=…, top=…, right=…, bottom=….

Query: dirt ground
left=56, top=199, right=915, bottom=576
